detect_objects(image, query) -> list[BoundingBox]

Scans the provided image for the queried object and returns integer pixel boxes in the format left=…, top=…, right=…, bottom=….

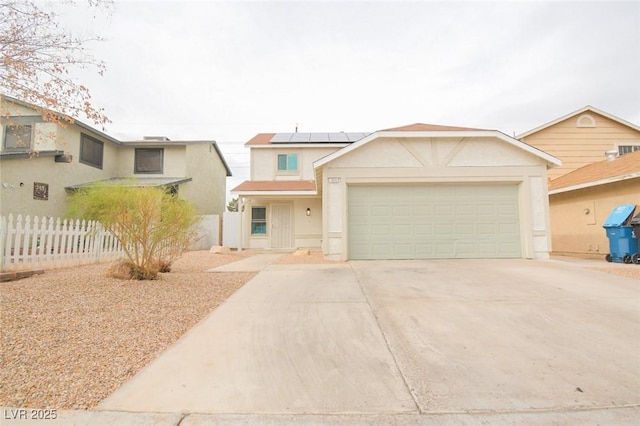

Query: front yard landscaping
left=0, top=250, right=257, bottom=409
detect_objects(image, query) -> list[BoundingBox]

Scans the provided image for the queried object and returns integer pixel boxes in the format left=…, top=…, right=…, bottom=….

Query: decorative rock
left=209, top=246, right=231, bottom=254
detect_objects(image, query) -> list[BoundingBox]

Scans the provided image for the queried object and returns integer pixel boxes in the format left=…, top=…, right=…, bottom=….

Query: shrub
left=67, top=182, right=200, bottom=280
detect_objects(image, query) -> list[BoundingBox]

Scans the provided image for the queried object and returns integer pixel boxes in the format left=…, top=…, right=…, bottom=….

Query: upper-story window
left=277, top=153, right=298, bottom=171
left=4, top=124, right=32, bottom=151
left=80, top=133, right=104, bottom=169
left=135, top=148, right=164, bottom=174
left=618, top=145, right=640, bottom=155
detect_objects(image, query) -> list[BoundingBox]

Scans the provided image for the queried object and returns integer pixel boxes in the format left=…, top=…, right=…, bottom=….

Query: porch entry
left=270, top=204, right=293, bottom=248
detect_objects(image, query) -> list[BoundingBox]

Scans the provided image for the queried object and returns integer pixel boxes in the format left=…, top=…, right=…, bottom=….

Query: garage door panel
left=393, top=224, right=412, bottom=236
left=456, top=224, right=474, bottom=234
left=371, top=224, right=390, bottom=236
left=348, top=184, right=521, bottom=260
left=499, top=223, right=519, bottom=234
left=435, top=241, right=455, bottom=256
left=498, top=204, right=518, bottom=216
left=455, top=241, right=476, bottom=256
left=414, top=205, right=433, bottom=216
left=393, top=205, right=411, bottom=217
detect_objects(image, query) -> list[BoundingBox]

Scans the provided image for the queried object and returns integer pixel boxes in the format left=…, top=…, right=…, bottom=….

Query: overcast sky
left=59, top=0, right=640, bottom=196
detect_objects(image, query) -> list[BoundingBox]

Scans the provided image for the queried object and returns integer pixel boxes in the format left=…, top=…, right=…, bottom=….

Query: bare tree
left=0, top=0, right=112, bottom=126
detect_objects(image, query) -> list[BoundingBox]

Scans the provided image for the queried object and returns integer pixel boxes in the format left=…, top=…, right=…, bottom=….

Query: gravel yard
left=590, top=265, right=640, bottom=280
left=0, top=250, right=257, bottom=410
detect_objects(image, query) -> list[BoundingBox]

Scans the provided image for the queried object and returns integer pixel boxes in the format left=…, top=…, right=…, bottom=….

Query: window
left=277, top=153, right=298, bottom=171
left=4, top=124, right=32, bottom=150
left=251, top=207, right=267, bottom=234
left=135, top=148, right=164, bottom=173
left=80, top=134, right=104, bottom=169
left=618, top=145, right=640, bottom=155
left=576, top=114, right=596, bottom=128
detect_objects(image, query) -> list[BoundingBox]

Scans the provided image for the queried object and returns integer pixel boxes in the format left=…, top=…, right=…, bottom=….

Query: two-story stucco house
left=0, top=96, right=231, bottom=219
left=232, top=123, right=561, bottom=261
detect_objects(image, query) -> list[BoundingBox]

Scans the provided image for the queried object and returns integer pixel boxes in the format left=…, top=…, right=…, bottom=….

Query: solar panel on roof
left=328, top=133, right=349, bottom=142
left=309, top=133, right=330, bottom=142
left=270, top=133, right=293, bottom=143
left=290, top=133, right=311, bottom=142
left=346, top=132, right=368, bottom=142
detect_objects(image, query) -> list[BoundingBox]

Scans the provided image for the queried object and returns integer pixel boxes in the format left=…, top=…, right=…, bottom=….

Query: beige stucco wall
left=1, top=124, right=119, bottom=218
left=239, top=197, right=322, bottom=250
left=320, top=136, right=553, bottom=260
left=521, top=112, right=640, bottom=180
left=250, top=146, right=342, bottom=181
left=115, top=145, right=186, bottom=177
left=183, top=144, right=228, bottom=215
left=549, top=179, right=640, bottom=258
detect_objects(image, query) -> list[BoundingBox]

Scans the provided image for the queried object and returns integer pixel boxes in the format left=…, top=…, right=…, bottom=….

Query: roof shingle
left=381, top=123, right=487, bottom=132
left=549, top=150, right=640, bottom=192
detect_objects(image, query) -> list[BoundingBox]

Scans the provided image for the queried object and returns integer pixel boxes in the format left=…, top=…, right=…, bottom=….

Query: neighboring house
left=0, top=96, right=231, bottom=219
left=518, top=106, right=640, bottom=181
left=547, top=150, right=640, bottom=258
left=519, top=106, right=640, bottom=258
left=232, top=123, right=561, bottom=261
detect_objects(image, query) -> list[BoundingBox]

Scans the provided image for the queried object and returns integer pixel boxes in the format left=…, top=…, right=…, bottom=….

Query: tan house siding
left=549, top=179, right=640, bottom=258
left=183, top=143, right=227, bottom=215
left=521, top=112, right=640, bottom=180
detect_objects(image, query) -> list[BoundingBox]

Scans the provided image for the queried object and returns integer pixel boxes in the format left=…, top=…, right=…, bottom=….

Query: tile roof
left=231, top=180, right=316, bottom=192
left=549, top=150, right=640, bottom=193
left=245, top=133, right=276, bottom=146
left=381, top=123, right=487, bottom=132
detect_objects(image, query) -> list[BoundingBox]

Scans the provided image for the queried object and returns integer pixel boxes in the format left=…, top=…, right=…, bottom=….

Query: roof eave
left=314, top=129, right=562, bottom=170
left=549, top=172, right=640, bottom=195
left=517, top=105, right=640, bottom=139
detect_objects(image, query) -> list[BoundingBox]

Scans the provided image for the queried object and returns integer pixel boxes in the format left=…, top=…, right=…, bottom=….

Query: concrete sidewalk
left=3, top=406, right=640, bottom=425
left=207, top=252, right=287, bottom=272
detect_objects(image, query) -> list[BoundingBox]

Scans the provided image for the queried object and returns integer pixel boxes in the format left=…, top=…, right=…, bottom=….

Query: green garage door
left=348, top=184, right=521, bottom=260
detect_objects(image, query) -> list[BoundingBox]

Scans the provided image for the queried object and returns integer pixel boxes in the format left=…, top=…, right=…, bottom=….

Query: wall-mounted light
left=306, top=208, right=311, bottom=216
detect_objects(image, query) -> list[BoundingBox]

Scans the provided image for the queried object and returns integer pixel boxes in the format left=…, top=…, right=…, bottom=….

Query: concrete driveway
left=98, top=258, right=640, bottom=422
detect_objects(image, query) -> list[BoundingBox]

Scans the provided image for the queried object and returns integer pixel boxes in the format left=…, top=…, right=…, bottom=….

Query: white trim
left=313, top=130, right=561, bottom=170
left=549, top=172, right=640, bottom=195
left=517, top=105, right=640, bottom=139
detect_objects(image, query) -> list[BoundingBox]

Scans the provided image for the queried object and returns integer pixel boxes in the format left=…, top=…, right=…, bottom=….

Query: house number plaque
left=33, top=182, right=49, bottom=200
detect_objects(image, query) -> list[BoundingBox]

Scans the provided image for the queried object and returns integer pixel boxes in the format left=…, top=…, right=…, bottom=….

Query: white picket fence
left=0, top=214, right=124, bottom=272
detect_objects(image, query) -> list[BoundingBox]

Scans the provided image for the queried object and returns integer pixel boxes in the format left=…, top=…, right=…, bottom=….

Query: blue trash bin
left=602, top=204, right=638, bottom=263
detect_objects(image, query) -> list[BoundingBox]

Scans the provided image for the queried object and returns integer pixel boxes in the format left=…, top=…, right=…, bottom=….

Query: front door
left=271, top=204, right=293, bottom=249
